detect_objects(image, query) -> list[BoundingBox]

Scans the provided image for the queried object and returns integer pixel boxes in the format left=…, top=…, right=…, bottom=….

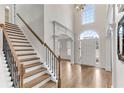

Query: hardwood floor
left=60, top=61, right=112, bottom=88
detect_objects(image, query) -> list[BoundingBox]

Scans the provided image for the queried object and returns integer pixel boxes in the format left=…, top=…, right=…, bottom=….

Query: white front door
left=81, top=39, right=96, bottom=66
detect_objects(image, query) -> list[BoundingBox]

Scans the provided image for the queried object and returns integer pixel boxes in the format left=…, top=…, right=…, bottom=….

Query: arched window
left=81, top=4, right=95, bottom=24
left=80, top=30, right=99, bottom=40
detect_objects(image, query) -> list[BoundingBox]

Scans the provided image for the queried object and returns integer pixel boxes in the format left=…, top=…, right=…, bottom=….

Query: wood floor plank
left=60, top=61, right=112, bottom=88
left=40, top=80, right=56, bottom=88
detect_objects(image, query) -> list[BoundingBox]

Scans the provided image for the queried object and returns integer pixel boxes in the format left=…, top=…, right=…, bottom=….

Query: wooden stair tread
left=20, top=57, right=40, bottom=62
left=9, top=37, right=27, bottom=40
left=5, top=23, right=18, bottom=27
left=24, top=66, right=46, bottom=78
left=15, top=49, right=34, bottom=51
left=17, top=53, right=36, bottom=56
left=5, top=27, right=21, bottom=31
left=40, top=80, right=56, bottom=88
left=13, top=45, right=32, bottom=47
left=6, top=31, right=24, bottom=35
left=5, top=24, right=18, bottom=26
left=24, top=74, right=50, bottom=88
left=11, top=40, right=30, bottom=43
left=5, top=26, right=20, bottom=30
left=5, top=24, right=20, bottom=28
left=5, top=29, right=22, bottom=32
left=8, top=33, right=25, bottom=37
left=24, top=62, right=43, bottom=69
left=5, top=22, right=18, bottom=26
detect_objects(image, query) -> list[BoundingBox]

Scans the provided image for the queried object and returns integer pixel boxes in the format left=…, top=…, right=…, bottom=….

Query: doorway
left=5, top=6, right=10, bottom=22
left=79, top=30, right=100, bottom=67
left=55, top=34, right=73, bottom=62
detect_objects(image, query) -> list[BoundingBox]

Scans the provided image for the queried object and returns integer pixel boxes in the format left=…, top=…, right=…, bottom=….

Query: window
left=81, top=4, right=95, bottom=24
left=67, top=41, right=71, bottom=56
left=80, top=30, right=99, bottom=40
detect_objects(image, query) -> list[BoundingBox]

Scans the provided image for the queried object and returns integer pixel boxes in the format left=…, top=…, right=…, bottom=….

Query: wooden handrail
left=44, top=43, right=58, bottom=59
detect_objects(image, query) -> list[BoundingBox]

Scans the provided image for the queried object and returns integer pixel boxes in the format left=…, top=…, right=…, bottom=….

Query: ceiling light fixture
left=75, top=4, right=86, bottom=11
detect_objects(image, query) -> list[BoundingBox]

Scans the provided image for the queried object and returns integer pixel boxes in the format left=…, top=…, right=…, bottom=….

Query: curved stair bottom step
left=40, top=80, right=56, bottom=88
left=32, top=77, right=51, bottom=88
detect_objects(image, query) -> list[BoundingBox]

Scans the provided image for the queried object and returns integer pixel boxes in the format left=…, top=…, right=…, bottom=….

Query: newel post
left=58, top=56, right=61, bottom=88
left=20, top=64, right=24, bottom=88
left=0, top=23, right=4, bottom=29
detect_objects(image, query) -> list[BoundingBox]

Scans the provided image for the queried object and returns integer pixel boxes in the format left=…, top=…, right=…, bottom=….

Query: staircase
left=3, top=22, right=57, bottom=88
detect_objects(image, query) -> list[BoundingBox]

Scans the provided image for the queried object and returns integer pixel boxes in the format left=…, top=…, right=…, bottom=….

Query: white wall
left=15, top=4, right=74, bottom=63
left=109, top=4, right=124, bottom=88
left=74, top=4, right=111, bottom=70
left=44, top=4, right=74, bottom=50
left=16, top=4, right=44, bottom=40
left=105, top=5, right=113, bottom=71
left=114, top=6, right=124, bottom=87
left=15, top=4, right=45, bottom=62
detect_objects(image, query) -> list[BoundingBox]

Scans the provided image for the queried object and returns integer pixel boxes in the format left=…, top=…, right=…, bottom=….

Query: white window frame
left=81, top=5, right=95, bottom=25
